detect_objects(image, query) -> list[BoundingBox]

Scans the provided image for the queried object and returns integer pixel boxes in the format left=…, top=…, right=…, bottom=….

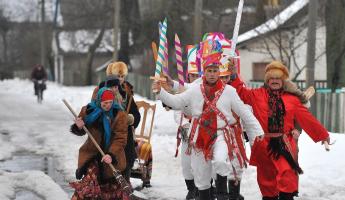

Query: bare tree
left=325, top=0, right=345, bottom=90
left=86, top=27, right=106, bottom=85
left=0, top=8, right=10, bottom=65
left=247, top=10, right=325, bottom=81
left=193, top=0, right=203, bottom=43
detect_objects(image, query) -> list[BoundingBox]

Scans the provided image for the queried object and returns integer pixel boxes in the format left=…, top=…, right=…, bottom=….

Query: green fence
left=315, top=92, right=345, bottom=133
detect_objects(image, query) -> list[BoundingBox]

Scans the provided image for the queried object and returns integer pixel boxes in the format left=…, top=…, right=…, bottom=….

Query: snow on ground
left=0, top=170, right=68, bottom=200
left=0, top=78, right=344, bottom=199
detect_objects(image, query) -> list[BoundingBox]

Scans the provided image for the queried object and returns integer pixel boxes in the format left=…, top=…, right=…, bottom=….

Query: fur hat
left=264, top=61, right=289, bottom=83
left=106, top=61, right=128, bottom=76
left=219, top=63, right=231, bottom=77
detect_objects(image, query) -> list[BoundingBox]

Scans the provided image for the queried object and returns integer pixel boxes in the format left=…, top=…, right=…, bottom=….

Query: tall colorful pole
left=175, top=34, right=184, bottom=86
left=159, top=19, right=169, bottom=75
left=154, top=19, right=167, bottom=78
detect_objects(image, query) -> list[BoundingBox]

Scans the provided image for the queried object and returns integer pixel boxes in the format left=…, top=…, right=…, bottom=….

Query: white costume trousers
left=181, top=140, right=194, bottom=180
left=191, top=132, right=244, bottom=190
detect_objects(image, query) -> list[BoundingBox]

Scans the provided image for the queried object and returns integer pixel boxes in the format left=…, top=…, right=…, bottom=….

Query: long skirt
left=70, top=161, right=130, bottom=200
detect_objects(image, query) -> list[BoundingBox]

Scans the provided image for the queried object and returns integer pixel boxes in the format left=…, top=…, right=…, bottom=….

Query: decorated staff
left=159, top=20, right=169, bottom=75
left=151, top=41, right=158, bottom=62
left=151, top=19, right=168, bottom=92
left=175, top=34, right=184, bottom=88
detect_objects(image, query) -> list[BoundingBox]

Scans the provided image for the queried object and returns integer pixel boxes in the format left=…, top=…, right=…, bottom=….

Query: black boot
left=279, top=192, right=295, bottom=200
left=185, top=179, right=197, bottom=200
left=198, top=188, right=211, bottom=200
left=210, top=185, right=216, bottom=200
left=216, top=174, right=228, bottom=200
left=262, top=196, right=279, bottom=200
left=228, top=180, right=244, bottom=200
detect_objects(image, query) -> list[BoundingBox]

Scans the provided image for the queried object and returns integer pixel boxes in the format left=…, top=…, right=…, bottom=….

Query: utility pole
left=193, top=0, right=203, bottom=43
left=306, top=0, right=318, bottom=113
left=40, top=0, right=46, bottom=67
left=113, top=0, right=121, bottom=61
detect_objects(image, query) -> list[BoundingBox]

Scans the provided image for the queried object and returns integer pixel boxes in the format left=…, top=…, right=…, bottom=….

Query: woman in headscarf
left=69, top=88, right=129, bottom=200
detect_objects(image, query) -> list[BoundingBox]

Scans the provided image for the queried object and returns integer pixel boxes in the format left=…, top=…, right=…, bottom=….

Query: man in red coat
left=230, top=61, right=330, bottom=200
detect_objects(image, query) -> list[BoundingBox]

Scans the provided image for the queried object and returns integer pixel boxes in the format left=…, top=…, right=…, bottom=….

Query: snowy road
left=0, top=79, right=344, bottom=200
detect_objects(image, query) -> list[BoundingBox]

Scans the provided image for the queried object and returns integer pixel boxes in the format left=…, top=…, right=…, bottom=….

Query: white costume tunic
left=159, top=81, right=264, bottom=190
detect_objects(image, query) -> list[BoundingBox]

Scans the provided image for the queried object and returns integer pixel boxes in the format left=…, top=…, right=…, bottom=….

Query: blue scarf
left=84, top=88, right=123, bottom=149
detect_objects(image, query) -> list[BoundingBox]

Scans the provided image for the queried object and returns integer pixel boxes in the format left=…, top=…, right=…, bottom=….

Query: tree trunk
left=118, top=0, right=131, bottom=67
left=1, top=33, right=7, bottom=64
left=255, top=0, right=266, bottom=25
left=306, top=0, right=318, bottom=88
left=325, top=0, right=345, bottom=90
left=86, top=27, right=106, bottom=85
left=113, top=0, right=121, bottom=61
left=40, top=0, right=46, bottom=67
left=193, top=0, right=203, bottom=43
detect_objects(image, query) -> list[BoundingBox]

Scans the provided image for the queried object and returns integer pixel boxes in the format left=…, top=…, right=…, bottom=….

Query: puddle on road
left=0, top=152, right=74, bottom=198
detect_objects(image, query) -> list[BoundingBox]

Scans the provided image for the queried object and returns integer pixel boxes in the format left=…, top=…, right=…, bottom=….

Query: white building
left=237, top=0, right=326, bottom=87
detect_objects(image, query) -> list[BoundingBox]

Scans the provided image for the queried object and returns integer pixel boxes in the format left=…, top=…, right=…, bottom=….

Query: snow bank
left=0, top=170, right=68, bottom=200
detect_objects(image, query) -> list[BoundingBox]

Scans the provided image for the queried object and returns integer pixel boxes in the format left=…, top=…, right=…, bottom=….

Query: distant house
left=52, top=29, right=114, bottom=85
left=237, top=0, right=327, bottom=87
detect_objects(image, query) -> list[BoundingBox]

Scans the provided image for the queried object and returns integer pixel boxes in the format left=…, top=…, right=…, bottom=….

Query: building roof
left=0, top=0, right=63, bottom=25
left=58, top=29, right=115, bottom=53
left=237, top=0, right=308, bottom=44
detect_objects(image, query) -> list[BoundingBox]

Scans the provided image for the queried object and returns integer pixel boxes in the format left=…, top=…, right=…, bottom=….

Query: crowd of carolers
left=66, top=31, right=330, bottom=200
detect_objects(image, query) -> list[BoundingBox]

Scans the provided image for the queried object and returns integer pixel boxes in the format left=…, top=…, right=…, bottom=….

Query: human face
left=110, top=86, right=118, bottom=94
left=204, top=66, right=220, bottom=84
left=220, top=75, right=231, bottom=84
left=101, top=100, right=113, bottom=111
left=268, top=78, right=283, bottom=90
left=118, top=74, right=125, bottom=85
left=188, top=73, right=199, bottom=83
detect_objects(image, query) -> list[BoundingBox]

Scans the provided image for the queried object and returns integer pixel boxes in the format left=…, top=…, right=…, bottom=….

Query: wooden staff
left=62, top=99, right=141, bottom=200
